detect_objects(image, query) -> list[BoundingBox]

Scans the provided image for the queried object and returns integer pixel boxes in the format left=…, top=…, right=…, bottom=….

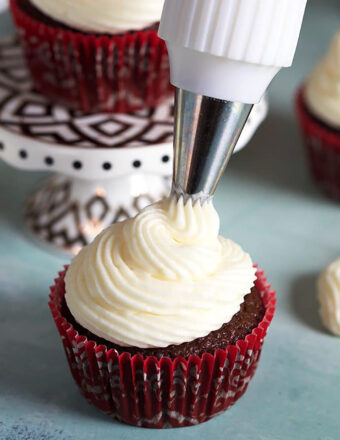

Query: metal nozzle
left=172, top=88, right=253, bottom=201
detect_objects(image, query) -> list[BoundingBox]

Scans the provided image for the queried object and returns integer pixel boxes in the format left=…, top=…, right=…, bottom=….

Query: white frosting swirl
left=30, top=0, right=164, bottom=33
left=318, top=258, right=340, bottom=336
left=65, top=197, right=256, bottom=348
left=305, top=30, right=340, bottom=129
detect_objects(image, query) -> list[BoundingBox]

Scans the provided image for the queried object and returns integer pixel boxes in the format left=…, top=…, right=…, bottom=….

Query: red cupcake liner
left=49, top=266, right=276, bottom=428
left=295, top=87, right=340, bottom=201
left=10, top=0, right=172, bottom=113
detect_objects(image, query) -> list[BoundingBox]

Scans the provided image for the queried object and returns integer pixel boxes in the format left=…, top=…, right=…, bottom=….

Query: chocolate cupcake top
left=65, top=196, right=256, bottom=349
left=305, top=30, right=340, bottom=130
left=29, top=0, right=165, bottom=33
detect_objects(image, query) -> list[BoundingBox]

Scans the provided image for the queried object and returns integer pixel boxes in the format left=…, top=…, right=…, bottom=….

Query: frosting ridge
left=305, top=30, right=340, bottom=129
left=65, top=197, right=256, bottom=348
left=30, top=0, right=164, bottom=33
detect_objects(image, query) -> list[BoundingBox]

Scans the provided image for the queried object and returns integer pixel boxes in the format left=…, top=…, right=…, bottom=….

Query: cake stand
left=0, top=36, right=268, bottom=255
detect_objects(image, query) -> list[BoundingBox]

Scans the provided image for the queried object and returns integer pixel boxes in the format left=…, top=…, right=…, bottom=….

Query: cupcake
left=49, top=196, right=276, bottom=428
left=10, top=0, right=171, bottom=113
left=296, top=30, right=340, bottom=200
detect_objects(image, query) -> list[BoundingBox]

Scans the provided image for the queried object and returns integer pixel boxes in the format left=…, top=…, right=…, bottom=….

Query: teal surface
left=1, top=1, right=340, bottom=439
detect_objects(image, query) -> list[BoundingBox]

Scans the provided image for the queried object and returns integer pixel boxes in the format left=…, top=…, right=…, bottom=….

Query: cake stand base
left=25, top=173, right=170, bottom=255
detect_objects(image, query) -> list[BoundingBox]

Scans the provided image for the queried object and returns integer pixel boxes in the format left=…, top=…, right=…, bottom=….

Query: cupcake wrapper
left=49, top=267, right=276, bottom=428
left=10, top=0, right=172, bottom=113
left=295, top=87, right=340, bottom=201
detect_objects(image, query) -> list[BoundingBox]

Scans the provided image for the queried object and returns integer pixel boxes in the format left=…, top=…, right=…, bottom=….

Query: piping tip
left=172, top=88, right=253, bottom=203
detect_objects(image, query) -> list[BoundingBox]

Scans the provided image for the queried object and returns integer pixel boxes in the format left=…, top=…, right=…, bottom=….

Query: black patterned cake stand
left=0, top=36, right=268, bottom=255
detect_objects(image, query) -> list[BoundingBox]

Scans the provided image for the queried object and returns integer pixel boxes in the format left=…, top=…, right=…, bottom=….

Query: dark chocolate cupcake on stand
left=10, top=0, right=171, bottom=113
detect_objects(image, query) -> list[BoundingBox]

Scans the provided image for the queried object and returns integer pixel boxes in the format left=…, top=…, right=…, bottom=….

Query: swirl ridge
left=65, top=197, right=256, bottom=348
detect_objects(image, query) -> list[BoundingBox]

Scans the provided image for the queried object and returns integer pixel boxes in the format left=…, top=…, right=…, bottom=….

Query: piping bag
left=159, top=0, right=307, bottom=202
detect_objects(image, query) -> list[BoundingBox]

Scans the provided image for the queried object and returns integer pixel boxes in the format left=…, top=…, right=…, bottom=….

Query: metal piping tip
left=172, top=88, right=253, bottom=203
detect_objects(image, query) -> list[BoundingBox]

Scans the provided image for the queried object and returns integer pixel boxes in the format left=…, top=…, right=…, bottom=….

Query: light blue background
left=1, top=1, right=340, bottom=439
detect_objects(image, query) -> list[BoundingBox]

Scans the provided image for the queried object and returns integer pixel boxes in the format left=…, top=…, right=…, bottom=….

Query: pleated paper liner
left=49, top=266, right=276, bottom=428
left=296, top=87, right=340, bottom=201
left=10, top=0, right=172, bottom=114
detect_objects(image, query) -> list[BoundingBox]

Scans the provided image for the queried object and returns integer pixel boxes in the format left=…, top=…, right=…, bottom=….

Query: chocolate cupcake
left=49, top=196, right=276, bottom=428
left=62, top=284, right=266, bottom=359
left=10, top=0, right=171, bottom=113
left=296, top=30, right=340, bottom=200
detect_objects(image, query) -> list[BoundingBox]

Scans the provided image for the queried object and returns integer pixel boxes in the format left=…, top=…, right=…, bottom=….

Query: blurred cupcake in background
left=296, top=29, right=340, bottom=201
left=10, top=0, right=171, bottom=113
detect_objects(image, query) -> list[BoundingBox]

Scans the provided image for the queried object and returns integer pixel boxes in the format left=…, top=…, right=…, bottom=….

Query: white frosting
left=65, top=197, right=256, bottom=348
left=305, top=30, right=340, bottom=129
left=30, top=0, right=164, bottom=33
left=318, top=258, right=340, bottom=336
